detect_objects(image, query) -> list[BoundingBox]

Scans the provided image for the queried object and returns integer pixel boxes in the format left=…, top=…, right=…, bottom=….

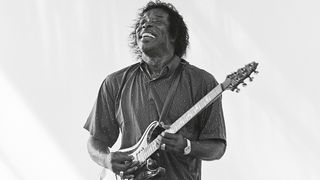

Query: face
left=135, top=8, right=175, bottom=55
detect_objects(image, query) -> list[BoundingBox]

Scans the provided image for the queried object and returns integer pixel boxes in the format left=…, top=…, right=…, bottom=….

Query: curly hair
left=129, top=0, right=189, bottom=59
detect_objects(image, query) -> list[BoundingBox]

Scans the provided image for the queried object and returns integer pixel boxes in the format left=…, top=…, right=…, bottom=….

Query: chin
left=140, top=44, right=156, bottom=54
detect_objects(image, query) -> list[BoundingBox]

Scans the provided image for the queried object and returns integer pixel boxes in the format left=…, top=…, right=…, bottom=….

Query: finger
left=160, top=143, right=166, bottom=151
left=161, top=138, right=176, bottom=146
left=112, top=152, right=134, bottom=162
left=159, top=122, right=171, bottom=129
left=131, top=160, right=140, bottom=167
left=118, top=170, right=134, bottom=180
left=126, top=160, right=139, bottom=170
left=112, top=163, right=128, bottom=172
left=116, top=152, right=134, bottom=161
left=123, top=174, right=135, bottom=179
left=124, top=164, right=139, bottom=174
left=161, top=143, right=176, bottom=152
left=161, top=132, right=178, bottom=139
left=122, top=162, right=139, bottom=179
left=162, top=125, right=171, bottom=129
left=114, top=159, right=139, bottom=172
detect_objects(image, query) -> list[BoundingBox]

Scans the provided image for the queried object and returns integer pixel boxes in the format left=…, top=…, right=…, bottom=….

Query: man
left=84, top=1, right=226, bottom=179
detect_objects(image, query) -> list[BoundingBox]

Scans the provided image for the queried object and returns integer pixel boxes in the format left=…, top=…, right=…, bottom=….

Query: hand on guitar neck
left=159, top=123, right=188, bottom=154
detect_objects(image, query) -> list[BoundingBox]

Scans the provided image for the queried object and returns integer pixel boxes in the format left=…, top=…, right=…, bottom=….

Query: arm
left=189, top=139, right=226, bottom=160
left=161, top=132, right=226, bottom=160
left=87, top=136, right=138, bottom=179
left=87, top=136, right=110, bottom=168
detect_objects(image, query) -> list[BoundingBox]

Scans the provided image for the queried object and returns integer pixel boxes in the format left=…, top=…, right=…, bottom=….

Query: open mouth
left=141, top=32, right=156, bottom=39
left=139, top=32, right=157, bottom=41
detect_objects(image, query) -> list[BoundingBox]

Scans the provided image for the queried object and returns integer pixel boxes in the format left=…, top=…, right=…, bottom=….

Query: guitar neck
left=167, top=84, right=224, bottom=134
left=137, top=84, right=225, bottom=162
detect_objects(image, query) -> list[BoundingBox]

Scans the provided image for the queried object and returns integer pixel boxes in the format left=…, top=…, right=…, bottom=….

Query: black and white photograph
left=0, top=0, right=319, bottom=180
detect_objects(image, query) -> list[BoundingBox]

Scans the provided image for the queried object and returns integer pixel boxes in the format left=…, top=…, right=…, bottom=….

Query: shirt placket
left=147, top=80, right=160, bottom=123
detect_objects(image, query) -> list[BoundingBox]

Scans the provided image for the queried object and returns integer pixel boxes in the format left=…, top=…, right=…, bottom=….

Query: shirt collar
left=140, top=55, right=181, bottom=80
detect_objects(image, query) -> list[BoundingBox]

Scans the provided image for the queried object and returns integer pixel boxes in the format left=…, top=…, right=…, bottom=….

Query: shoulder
left=104, top=62, right=140, bottom=85
left=100, top=62, right=140, bottom=94
left=182, top=60, right=218, bottom=87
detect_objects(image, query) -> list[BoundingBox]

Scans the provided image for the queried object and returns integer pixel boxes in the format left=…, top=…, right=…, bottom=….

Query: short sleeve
left=83, top=77, right=119, bottom=147
left=198, top=75, right=226, bottom=143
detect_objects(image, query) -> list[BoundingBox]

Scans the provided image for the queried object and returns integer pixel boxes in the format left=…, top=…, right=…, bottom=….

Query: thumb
left=160, top=122, right=171, bottom=129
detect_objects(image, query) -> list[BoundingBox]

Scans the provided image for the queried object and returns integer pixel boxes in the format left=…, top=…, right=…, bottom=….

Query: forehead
left=142, top=8, right=169, bottom=20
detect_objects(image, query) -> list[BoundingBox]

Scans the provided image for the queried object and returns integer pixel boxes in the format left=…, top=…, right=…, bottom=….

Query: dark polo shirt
left=84, top=56, right=226, bottom=180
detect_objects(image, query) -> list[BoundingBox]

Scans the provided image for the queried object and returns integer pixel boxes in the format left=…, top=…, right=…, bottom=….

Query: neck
left=142, top=52, right=175, bottom=75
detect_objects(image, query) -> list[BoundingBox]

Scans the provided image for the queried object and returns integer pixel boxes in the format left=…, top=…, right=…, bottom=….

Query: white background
left=1, top=0, right=319, bottom=180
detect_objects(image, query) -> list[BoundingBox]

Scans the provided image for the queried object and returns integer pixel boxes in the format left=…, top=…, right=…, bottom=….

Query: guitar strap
left=157, top=61, right=184, bottom=124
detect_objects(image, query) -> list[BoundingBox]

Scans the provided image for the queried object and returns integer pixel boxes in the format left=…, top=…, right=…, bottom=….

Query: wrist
left=102, top=148, right=111, bottom=169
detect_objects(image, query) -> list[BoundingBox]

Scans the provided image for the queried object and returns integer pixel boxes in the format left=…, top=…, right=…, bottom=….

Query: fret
left=139, top=136, right=161, bottom=162
left=145, top=147, right=151, bottom=158
left=138, top=153, right=144, bottom=162
left=146, top=147, right=150, bottom=158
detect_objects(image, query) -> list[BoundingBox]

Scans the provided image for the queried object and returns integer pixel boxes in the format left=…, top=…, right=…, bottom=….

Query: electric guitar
left=102, top=62, right=259, bottom=180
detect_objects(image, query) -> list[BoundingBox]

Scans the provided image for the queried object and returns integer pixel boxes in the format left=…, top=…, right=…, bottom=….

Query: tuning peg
left=242, top=82, right=247, bottom=87
left=254, top=70, right=259, bottom=74
left=249, top=76, right=254, bottom=81
left=235, top=88, right=240, bottom=93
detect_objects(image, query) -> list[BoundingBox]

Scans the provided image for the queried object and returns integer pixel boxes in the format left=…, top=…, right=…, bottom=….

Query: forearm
left=87, top=136, right=110, bottom=168
left=189, top=139, right=226, bottom=160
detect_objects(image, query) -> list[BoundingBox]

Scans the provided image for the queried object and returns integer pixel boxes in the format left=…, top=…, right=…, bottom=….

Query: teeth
left=142, top=33, right=155, bottom=38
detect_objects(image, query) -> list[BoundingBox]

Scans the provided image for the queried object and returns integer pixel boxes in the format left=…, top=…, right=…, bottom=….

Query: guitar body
left=103, top=121, right=166, bottom=180
left=119, top=121, right=164, bottom=157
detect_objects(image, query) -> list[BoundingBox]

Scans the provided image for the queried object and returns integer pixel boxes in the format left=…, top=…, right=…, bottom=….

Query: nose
left=142, top=20, right=153, bottom=29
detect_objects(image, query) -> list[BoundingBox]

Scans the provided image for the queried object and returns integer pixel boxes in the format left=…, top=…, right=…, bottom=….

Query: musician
left=84, top=1, right=226, bottom=179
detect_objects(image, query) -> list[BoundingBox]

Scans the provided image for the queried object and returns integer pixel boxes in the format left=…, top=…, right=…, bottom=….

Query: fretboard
left=167, top=84, right=223, bottom=134
left=137, top=84, right=224, bottom=162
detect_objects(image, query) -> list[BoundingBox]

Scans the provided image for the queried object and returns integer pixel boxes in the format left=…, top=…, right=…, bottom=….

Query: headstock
left=222, top=62, right=259, bottom=92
